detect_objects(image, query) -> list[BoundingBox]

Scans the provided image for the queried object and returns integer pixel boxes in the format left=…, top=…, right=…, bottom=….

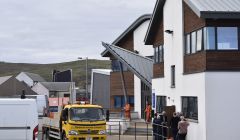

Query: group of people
left=152, top=111, right=189, bottom=140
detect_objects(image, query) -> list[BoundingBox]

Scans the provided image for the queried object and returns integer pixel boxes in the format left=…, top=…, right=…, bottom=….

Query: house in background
left=144, top=0, right=240, bottom=139
left=102, top=14, right=153, bottom=118
left=90, top=69, right=111, bottom=110
left=16, top=72, right=46, bottom=87
left=0, top=75, right=37, bottom=96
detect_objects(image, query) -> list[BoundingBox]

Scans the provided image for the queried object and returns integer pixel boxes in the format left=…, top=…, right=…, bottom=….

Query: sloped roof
left=0, top=76, right=12, bottom=85
left=41, top=82, right=72, bottom=92
left=102, top=14, right=151, bottom=57
left=102, top=42, right=153, bottom=88
left=184, top=0, right=240, bottom=19
left=145, top=0, right=165, bottom=45
left=23, top=72, right=46, bottom=82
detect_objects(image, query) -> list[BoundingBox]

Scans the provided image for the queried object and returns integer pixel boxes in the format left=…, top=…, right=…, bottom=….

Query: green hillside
left=0, top=60, right=110, bottom=88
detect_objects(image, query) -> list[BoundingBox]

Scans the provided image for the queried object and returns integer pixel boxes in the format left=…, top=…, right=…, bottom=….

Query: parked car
left=0, top=99, right=38, bottom=140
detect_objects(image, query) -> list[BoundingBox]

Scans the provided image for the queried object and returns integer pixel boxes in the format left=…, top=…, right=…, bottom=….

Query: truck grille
left=78, top=130, right=99, bottom=134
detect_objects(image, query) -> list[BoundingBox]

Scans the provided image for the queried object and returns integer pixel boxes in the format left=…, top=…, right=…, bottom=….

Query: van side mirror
left=106, top=110, right=109, bottom=122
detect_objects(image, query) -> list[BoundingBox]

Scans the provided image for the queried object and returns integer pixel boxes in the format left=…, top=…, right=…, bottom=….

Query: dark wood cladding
left=115, top=33, right=134, bottom=51
left=184, top=2, right=205, bottom=34
left=184, top=51, right=206, bottom=74
left=184, top=51, right=240, bottom=74
left=153, top=63, right=164, bottom=78
left=206, top=51, right=240, bottom=71
left=110, top=71, right=134, bottom=112
left=153, top=20, right=164, bottom=46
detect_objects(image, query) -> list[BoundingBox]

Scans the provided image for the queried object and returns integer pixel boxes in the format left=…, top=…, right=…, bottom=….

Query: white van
left=0, top=99, right=38, bottom=140
left=25, top=95, right=49, bottom=117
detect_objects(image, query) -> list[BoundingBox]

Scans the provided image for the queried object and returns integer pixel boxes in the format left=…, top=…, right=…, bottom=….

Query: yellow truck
left=42, top=103, right=107, bottom=140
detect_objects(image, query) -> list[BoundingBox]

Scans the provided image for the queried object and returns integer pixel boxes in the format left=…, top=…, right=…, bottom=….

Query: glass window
left=112, top=60, right=120, bottom=72
left=191, top=32, right=196, bottom=53
left=182, top=97, right=198, bottom=120
left=128, top=96, right=134, bottom=107
left=204, top=27, right=216, bottom=50
left=217, top=27, right=238, bottom=50
left=197, top=29, right=203, bottom=51
left=159, top=46, right=162, bottom=62
left=114, top=96, right=122, bottom=108
left=186, top=34, right=191, bottom=54
left=171, top=65, right=175, bottom=88
left=156, top=96, right=166, bottom=113
left=70, top=108, right=104, bottom=121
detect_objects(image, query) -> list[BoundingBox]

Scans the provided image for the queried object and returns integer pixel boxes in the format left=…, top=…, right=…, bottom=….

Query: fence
left=106, top=120, right=171, bottom=140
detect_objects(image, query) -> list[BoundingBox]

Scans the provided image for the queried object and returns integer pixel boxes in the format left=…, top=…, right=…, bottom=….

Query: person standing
left=178, top=116, right=189, bottom=140
left=153, top=113, right=161, bottom=140
left=145, top=103, right=151, bottom=123
left=161, top=111, right=168, bottom=140
left=124, top=103, right=131, bottom=120
left=170, top=112, right=180, bottom=140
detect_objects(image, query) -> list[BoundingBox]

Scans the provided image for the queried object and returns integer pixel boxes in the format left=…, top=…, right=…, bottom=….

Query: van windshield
left=69, top=107, right=105, bottom=121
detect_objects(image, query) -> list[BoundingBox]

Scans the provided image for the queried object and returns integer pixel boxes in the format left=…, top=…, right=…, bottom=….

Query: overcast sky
left=0, top=0, right=156, bottom=64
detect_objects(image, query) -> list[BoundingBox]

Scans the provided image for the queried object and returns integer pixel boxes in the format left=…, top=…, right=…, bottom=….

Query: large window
left=217, top=27, right=238, bottom=50
left=156, top=96, right=166, bottom=113
left=182, top=96, right=198, bottom=120
left=185, top=27, right=240, bottom=55
left=114, top=96, right=134, bottom=108
left=111, top=60, right=128, bottom=72
left=204, top=27, right=215, bottom=50
left=154, top=45, right=164, bottom=63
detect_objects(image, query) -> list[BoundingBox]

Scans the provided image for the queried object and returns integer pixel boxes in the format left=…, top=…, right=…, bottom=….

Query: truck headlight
left=98, top=130, right=106, bottom=135
left=68, top=130, right=79, bottom=135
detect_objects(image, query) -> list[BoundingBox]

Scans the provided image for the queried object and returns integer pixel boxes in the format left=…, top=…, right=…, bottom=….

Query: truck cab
left=43, top=103, right=106, bottom=140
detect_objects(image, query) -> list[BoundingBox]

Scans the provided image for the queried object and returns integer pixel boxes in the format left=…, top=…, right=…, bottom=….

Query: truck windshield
left=69, top=108, right=105, bottom=121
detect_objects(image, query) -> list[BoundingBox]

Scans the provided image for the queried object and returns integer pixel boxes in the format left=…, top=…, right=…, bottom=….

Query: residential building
left=145, top=0, right=240, bottom=139
left=102, top=14, right=153, bottom=118
left=32, top=82, right=76, bottom=103
left=16, top=72, right=46, bottom=87
left=0, top=76, right=37, bottom=96
left=90, top=69, right=111, bottom=109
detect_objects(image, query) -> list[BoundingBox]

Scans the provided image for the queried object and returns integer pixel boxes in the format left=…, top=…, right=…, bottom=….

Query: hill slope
left=0, top=60, right=110, bottom=88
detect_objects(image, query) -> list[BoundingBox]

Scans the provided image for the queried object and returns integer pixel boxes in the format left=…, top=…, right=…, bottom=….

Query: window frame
left=181, top=96, right=198, bottom=120
left=171, top=65, right=175, bottom=88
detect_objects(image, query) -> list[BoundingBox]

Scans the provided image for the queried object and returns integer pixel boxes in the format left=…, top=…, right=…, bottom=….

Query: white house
left=16, top=72, right=46, bottom=87
left=144, top=0, right=240, bottom=139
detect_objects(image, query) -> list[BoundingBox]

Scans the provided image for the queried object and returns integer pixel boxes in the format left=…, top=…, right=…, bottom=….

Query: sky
left=0, top=0, right=156, bottom=64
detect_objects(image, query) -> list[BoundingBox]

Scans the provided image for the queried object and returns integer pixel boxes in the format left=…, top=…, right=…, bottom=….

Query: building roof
left=184, top=0, right=240, bottom=19
left=23, top=72, right=46, bottom=82
left=145, top=0, right=165, bottom=45
left=41, top=82, right=72, bottom=92
left=102, top=42, right=153, bottom=88
left=0, top=76, right=12, bottom=85
left=102, top=14, right=151, bottom=57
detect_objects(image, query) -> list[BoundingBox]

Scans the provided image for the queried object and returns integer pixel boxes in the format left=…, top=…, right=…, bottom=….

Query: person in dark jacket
left=170, top=112, right=180, bottom=140
left=153, top=113, right=159, bottom=140
left=161, top=111, right=168, bottom=140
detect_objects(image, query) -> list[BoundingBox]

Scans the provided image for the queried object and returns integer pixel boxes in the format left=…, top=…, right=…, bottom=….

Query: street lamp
left=78, top=57, right=88, bottom=100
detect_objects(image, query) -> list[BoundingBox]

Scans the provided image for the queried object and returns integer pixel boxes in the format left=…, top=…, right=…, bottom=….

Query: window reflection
left=217, top=27, right=238, bottom=50
left=204, top=27, right=215, bottom=50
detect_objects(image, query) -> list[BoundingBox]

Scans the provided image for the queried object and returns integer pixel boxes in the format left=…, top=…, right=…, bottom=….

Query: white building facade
left=145, top=0, right=240, bottom=139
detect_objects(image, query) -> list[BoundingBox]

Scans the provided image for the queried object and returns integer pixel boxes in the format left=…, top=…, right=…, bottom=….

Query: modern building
left=102, top=14, right=153, bottom=117
left=16, top=72, right=46, bottom=87
left=0, top=76, right=37, bottom=96
left=144, top=0, right=240, bottom=139
left=90, top=69, right=111, bottom=109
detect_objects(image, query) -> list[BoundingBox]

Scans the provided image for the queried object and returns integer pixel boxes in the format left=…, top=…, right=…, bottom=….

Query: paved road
left=39, top=132, right=152, bottom=140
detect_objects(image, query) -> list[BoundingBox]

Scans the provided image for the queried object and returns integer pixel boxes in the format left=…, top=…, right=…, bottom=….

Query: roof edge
left=112, top=14, right=152, bottom=45
left=144, top=0, right=166, bottom=45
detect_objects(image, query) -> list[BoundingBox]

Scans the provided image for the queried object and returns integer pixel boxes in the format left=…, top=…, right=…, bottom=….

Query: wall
left=91, top=72, right=110, bottom=109
left=205, top=72, right=240, bottom=140
left=16, top=72, right=34, bottom=87
left=134, top=75, right=141, bottom=118
left=133, top=20, right=153, bottom=57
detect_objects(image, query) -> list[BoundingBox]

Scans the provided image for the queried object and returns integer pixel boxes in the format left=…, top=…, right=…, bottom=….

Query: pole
left=86, top=57, right=88, bottom=99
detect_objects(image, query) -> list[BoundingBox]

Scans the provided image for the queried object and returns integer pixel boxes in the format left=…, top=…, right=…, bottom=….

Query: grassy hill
left=0, top=60, right=110, bottom=88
